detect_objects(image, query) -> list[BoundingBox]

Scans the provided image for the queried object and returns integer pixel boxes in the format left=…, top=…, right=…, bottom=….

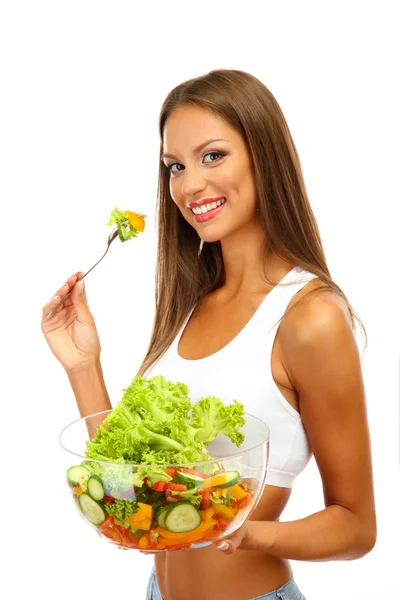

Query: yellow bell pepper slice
left=212, top=488, right=223, bottom=499
left=227, top=483, right=248, bottom=500
left=211, top=502, right=237, bottom=520
left=127, top=502, right=153, bottom=531
left=201, top=473, right=227, bottom=489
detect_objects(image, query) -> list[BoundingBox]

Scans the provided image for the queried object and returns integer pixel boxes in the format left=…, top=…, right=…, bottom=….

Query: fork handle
left=46, top=227, right=120, bottom=320
left=46, top=248, right=107, bottom=320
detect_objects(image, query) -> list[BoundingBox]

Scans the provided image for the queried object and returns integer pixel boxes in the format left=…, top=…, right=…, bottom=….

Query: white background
left=1, top=1, right=399, bottom=598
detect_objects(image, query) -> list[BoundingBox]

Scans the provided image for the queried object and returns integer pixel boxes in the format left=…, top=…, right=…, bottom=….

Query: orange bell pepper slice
left=138, top=534, right=151, bottom=550
left=123, top=211, right=145, bottom=232
left=201, top=507, right=215, bottom=521
left=157, top=524, right=216, bottom=546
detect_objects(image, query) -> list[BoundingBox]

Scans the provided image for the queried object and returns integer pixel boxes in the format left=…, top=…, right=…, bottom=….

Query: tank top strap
left=239, top=266, right=319, bottom=346
left=259, top=266, right=318, bottom=330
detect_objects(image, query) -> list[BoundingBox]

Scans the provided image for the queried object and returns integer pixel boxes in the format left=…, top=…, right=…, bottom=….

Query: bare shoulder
left=279, top=277, right=354, bottom=350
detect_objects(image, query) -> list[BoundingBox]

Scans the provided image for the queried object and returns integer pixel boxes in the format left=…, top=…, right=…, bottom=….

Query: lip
left=187, top=196, right=225, bottom=209
left=191, top=200, right=226, bottom=224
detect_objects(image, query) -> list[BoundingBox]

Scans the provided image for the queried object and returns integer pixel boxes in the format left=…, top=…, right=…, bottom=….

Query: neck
left=219, top=221, right=294, bottom=296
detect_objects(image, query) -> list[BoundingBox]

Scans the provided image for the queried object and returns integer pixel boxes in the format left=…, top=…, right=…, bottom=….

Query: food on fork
left=107, top=207, right=146, bottom=241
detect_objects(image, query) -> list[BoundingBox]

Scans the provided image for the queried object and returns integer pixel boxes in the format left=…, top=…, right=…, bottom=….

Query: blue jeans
left=145, top=566, right=307, bottom=600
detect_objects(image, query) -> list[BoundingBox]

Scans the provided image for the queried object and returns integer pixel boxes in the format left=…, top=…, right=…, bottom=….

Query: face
left=161, top=105, right=260, bottom=243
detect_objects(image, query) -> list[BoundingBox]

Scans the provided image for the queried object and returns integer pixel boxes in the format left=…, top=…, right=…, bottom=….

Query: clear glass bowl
left=59, top=410, right=269, bottom=552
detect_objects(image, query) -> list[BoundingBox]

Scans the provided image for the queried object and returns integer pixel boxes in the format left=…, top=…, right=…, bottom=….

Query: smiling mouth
left=190, top=198, right=226, bottom=215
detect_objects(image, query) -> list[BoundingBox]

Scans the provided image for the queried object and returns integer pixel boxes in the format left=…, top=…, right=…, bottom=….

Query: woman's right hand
left=41, top=272, right=101, bottom=373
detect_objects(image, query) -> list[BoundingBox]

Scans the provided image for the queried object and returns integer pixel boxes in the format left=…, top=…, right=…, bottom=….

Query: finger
left=42, top=273, right=81, bottom=320
left=216, top=540, right=235, bottom=554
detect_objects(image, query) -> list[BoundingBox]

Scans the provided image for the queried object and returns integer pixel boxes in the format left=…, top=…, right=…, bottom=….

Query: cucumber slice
left=217, top=471, right=241, bottom=488
left=67, top=465, right=91, bottom=487
left=87, top=475, right=105, bottom=501
left=164, top=502, right=201, bottom=533
left=176, top=472, right=204, bottom=489
left=156, top=506, right=170, bottom=528
left=78, top=493, right=106, bottom=525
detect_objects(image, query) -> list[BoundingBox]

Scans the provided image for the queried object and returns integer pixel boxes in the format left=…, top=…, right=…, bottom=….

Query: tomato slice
left=238, top=493, right=253, bottom=509
left=98, top=517, right=125, bottom=544
left=200, top=490, right=211, bottom=510
left=214, top=515, right=231, bottom=530
left=98, top=517, right=138, bottom=548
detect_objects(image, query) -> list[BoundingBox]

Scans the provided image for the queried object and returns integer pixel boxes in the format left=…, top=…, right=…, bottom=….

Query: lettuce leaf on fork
left=106, top=207, right=141, bottom=242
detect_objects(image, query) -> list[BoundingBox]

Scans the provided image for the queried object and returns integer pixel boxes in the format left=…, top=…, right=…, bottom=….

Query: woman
left=41, top=69, right=376, bottom=600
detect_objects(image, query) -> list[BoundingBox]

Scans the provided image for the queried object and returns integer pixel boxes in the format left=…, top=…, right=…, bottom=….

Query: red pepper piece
left=153, top=481, right=168, bottom=492
left=165, top=468, right=177, bottom=477
left=167, top=483, right=187, bottom=492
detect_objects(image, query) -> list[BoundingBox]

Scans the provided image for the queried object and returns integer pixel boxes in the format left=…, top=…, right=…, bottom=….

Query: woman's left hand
left=215, top=522, right=252, bottom=555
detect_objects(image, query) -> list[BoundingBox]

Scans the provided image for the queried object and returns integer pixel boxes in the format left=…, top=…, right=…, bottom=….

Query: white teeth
left=191, top=198, right=226, bottom=215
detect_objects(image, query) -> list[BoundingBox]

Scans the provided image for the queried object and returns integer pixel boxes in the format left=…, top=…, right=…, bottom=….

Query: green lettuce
left=103, top=498, right=139, bottom=522
left=106, top=207, right=139, bottom=242
left=85, top=375, right=245, bottom=466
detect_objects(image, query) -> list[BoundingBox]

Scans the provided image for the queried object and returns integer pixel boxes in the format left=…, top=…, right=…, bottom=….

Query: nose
left=181, top=167, right=207, bottom=198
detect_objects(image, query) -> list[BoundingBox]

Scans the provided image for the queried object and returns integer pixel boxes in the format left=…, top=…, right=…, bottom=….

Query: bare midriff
left=154, top=486, right=292, bottom=600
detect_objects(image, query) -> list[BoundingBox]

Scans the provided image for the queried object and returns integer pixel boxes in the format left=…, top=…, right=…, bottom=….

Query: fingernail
left=78, top=279, right=85, bottom=294
left=217, top=541, right=229, bottom=551
left=52, top=295, right=60, bottom=301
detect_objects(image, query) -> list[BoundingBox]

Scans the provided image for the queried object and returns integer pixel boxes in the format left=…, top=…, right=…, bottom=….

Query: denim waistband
left=147, top=565, right=305, bottom=600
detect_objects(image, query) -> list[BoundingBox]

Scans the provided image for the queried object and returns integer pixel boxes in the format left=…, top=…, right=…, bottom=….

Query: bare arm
left=41, top=274, right=113, bottom=438
left=67, top=359, right=112, bottom=418
left=223, top=293, right=376, bottom=560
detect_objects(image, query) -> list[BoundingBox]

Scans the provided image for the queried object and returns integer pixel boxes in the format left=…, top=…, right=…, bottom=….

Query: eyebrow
left=161, top=138, right=230, bottom=161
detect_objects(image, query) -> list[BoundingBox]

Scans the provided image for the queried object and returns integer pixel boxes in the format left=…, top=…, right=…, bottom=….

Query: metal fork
left=46, top=220, right=129, bottom=320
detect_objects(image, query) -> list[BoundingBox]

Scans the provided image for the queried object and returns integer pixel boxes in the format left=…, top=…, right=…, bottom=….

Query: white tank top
left=145, top=266, right=318, bottom=488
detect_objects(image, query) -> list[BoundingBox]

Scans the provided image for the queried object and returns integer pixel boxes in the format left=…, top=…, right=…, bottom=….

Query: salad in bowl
left=60, top=375, right=270, bottom=551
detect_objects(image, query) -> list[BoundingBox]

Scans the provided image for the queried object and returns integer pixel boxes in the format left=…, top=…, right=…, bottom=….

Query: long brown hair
left=138, top=69, right=366, bottom=375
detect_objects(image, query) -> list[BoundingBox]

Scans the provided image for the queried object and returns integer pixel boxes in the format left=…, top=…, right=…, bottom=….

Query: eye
left=203, top=151, right=225, bottom=164
left=165, top=152, right=226, bottom=173
left=166, top=162, right=184, bottom=174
